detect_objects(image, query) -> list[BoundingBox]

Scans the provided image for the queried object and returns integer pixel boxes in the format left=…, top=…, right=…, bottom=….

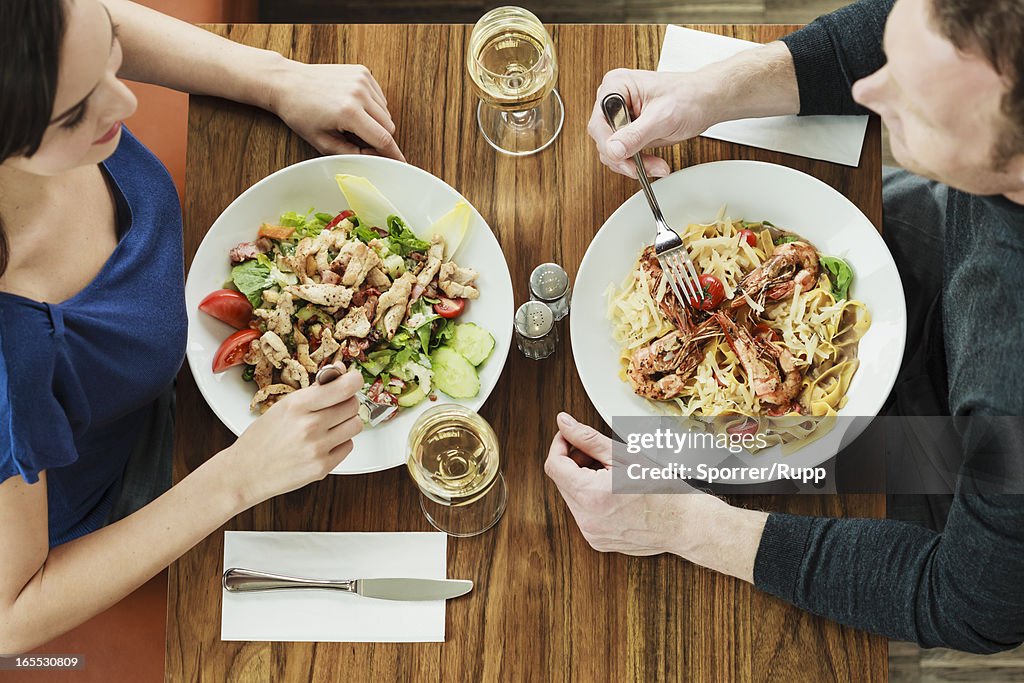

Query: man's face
left=852, top=0, right=1024, bottom=197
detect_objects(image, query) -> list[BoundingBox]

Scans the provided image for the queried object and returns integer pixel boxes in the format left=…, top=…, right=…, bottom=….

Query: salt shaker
left=514, top=301, right=557, bottom=360
left=529, top=263, right=571, bottom=321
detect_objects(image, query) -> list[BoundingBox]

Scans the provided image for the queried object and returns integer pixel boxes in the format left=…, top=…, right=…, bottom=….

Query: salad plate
left=185, top=156, right=514, bottom=474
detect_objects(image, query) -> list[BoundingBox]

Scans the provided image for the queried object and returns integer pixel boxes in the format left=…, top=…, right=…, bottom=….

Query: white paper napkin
left=222, top=531, right=448, bottom=642
left=657, top=25, right=868, bottom=166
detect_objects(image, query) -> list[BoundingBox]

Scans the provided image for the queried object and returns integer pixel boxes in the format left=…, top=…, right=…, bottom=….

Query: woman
left=0, top=0, right=397, bottom=653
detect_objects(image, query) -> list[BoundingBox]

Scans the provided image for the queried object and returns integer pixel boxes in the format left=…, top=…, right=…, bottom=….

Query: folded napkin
left=222, top=531, right=448, bottom=642
left=657, top=25, right=869, bottom=167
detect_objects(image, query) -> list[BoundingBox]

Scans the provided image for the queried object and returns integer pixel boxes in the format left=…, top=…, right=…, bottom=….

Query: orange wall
left=127, top=1, right=258, bottom=197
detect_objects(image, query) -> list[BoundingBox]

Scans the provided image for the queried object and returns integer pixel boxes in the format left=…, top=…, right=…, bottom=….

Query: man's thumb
left=607, top=120, right=651, bottom=160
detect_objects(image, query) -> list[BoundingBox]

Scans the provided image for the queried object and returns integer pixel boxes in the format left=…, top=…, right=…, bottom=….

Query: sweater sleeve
left=753, top=414, right=1024, bottom=653
left=780, top=0, right=895, bottom=116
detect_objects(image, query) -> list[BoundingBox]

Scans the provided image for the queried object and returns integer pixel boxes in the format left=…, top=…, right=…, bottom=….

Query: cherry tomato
left=737, top=229, right=758, bottom=248
left=752, top=323, right=780, bottom=342
left=325, top=210, right=355, bottom=230
left=212, top=329, right=260, bottom=373
left=433, top=297, right=466, bottom=319
left=199, top=289, right=254, bottom=329
left=689, top=274, right=725, bottom=311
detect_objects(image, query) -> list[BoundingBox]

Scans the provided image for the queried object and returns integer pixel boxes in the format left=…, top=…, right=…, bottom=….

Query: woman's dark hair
left=0, top=0, right=68, bottom=276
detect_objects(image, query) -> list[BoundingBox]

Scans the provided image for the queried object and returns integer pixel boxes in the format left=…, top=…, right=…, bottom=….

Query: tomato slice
left=737, top=229, right=758, bottom=248
left=212, top=329, right=260, bottom=373
left=199, top=289, right=254, bottom=329
left=434, top=297, right=466, bottom=319
left=325, top=210, right=355, bottom=230
left=689, top=274, right=725, bottom=311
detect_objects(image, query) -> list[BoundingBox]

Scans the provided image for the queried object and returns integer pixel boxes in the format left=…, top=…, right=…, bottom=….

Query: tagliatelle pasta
left=607, top=212, right=871, bottom=447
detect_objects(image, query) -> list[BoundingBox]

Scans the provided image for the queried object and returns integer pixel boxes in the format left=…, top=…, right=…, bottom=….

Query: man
left=546, top=0, right=1024, bottom=653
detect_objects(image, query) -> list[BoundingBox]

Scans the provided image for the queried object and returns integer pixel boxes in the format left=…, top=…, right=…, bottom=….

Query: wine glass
left=407, top=404, right=508, bottom=537
left=467, top=6, right=564, bottom=156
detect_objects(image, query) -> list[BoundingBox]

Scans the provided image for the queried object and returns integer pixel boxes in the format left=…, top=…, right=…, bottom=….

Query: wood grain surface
left=169, top=23, right=886, bottom=682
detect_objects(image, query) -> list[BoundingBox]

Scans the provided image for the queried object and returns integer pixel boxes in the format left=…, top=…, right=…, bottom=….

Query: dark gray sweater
left=752, top=0, right=1024, bottom=653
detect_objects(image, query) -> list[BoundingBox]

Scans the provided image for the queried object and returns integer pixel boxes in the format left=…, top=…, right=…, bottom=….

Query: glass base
left=418, top=472, right=507, bottom=537
left=477, top=89, right=564, bottom=156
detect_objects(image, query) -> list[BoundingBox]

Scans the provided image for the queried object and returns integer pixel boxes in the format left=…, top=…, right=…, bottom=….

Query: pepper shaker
left=529, top=263, right=571, bottom=321
left=514, top=301, right=557, bottom=360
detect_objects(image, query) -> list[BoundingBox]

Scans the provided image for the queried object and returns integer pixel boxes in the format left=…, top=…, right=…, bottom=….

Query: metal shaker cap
left=529, top=263, right=569, bottom=301
left=514, top=301, right=554, bottom=339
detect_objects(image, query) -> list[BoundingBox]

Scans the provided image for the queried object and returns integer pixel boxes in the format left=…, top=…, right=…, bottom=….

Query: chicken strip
left=293, top=327, right=318, bottom=374
left=439, top=262, right=480, bottom=299
left=415, top=236, right=444, bottom=288
left=331, top=240, right=383, bottom=288
left=285, top=237, right=317, bottom=283
left=280, top=358, right=310, bottom=390
left=242, top=339, right=275, bottom=390
left=335, top=307, right=372, bottom=339
left=285, top=283, right=354, bottom=310
left=363, top=267, right=389, bottom=291
left=375, top=271, right=416, bottom=339
left=310, top=328, right=341, bottom=366
left=250, top=383, right=295, bottom=413
left=259, top=331, right=290, bottom=369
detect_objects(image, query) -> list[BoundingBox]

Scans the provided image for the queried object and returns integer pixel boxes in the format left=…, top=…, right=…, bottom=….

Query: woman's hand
left=227, top=368, right=365, bottom=506
left=269, top=61, right=406, bottom=161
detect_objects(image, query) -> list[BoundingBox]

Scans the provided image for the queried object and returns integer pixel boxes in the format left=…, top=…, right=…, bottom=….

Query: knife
left=222, top=567, right=473, bottom=601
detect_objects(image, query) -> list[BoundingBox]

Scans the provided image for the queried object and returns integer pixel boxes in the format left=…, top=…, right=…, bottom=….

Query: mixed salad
left=199, top=174, right=496, bottom=424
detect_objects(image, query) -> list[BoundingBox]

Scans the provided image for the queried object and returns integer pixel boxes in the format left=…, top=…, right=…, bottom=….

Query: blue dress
left=0, top=128, right=187, bottom=546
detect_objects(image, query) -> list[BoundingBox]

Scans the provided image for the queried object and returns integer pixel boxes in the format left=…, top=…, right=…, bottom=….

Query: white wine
left=407, top=405, right=500, bottom=506
left=468, top=11, right=558, bottom=112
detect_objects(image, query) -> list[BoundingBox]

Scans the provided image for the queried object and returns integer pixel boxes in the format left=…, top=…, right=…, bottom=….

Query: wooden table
left=170, top=23, right=886, bottom=682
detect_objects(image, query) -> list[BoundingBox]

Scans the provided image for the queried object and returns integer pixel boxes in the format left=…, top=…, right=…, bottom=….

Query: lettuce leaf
left=386, top=215, right=430, bottom=256
left=230, top=259, right=274, bottom=307
left=820, top=255, right=854, bottom=300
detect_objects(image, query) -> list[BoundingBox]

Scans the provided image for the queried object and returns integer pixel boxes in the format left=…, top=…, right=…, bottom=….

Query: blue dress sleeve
left=0, top=310, right=80, bottom=484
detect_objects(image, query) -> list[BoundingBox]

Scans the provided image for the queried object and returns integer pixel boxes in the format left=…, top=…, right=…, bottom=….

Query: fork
left=601, top=93, right=705, bottom=308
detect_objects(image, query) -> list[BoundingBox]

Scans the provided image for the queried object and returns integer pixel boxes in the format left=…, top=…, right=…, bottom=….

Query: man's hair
left=930, top=0, right=1024, bottom=169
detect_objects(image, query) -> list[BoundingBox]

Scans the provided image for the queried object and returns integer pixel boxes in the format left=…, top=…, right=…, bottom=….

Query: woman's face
left=5, top=0, right=137, bottom=176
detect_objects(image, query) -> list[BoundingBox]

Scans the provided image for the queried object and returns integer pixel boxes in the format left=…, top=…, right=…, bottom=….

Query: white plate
left=185, top=156, right=514, bottom=474
left=571, top=160, right=907, bottom=479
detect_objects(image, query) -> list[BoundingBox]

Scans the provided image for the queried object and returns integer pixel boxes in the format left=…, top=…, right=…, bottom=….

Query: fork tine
left=667, top=252, right=700, bottom=303
left=661, top=254, right=699, bottom=309
left=679, top=254, right=705, bottom=303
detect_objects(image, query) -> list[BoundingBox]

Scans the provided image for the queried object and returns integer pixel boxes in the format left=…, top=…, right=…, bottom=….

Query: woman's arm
left=0, top=369, right=365, bottom=654
left=102, top=0, right=404, bottom=159
left=0, top=459, right=242, bottom=654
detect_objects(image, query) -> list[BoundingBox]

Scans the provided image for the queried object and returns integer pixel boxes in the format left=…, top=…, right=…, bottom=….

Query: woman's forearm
left=0, top=449, right=246, bottom=654
left=103, top=0, right=289, bottom=113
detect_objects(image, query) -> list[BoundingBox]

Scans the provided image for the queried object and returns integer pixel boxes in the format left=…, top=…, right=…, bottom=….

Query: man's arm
left=780, top=0, right=895, bottom=115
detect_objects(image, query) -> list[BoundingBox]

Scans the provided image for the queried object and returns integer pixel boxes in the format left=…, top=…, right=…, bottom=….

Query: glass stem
left=507, top=108, right=537, bottom=128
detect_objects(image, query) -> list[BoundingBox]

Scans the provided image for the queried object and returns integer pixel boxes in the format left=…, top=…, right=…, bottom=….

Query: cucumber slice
left=397, top=383, right=427, bottom=407
left=430, top=346, right=480, bottom=399
left=448, top=323, right=495, bottom=366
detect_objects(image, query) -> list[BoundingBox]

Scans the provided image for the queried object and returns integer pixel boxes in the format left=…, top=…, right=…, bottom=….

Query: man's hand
left=588, top=69, right=715, bottom=179
left=589, top=42, right=801, bottom=180
left=544, top=412, right=769, bottom=582
left=544, top=412, right=698, bottom=556
left=270, top=61, right=405, bottom=161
